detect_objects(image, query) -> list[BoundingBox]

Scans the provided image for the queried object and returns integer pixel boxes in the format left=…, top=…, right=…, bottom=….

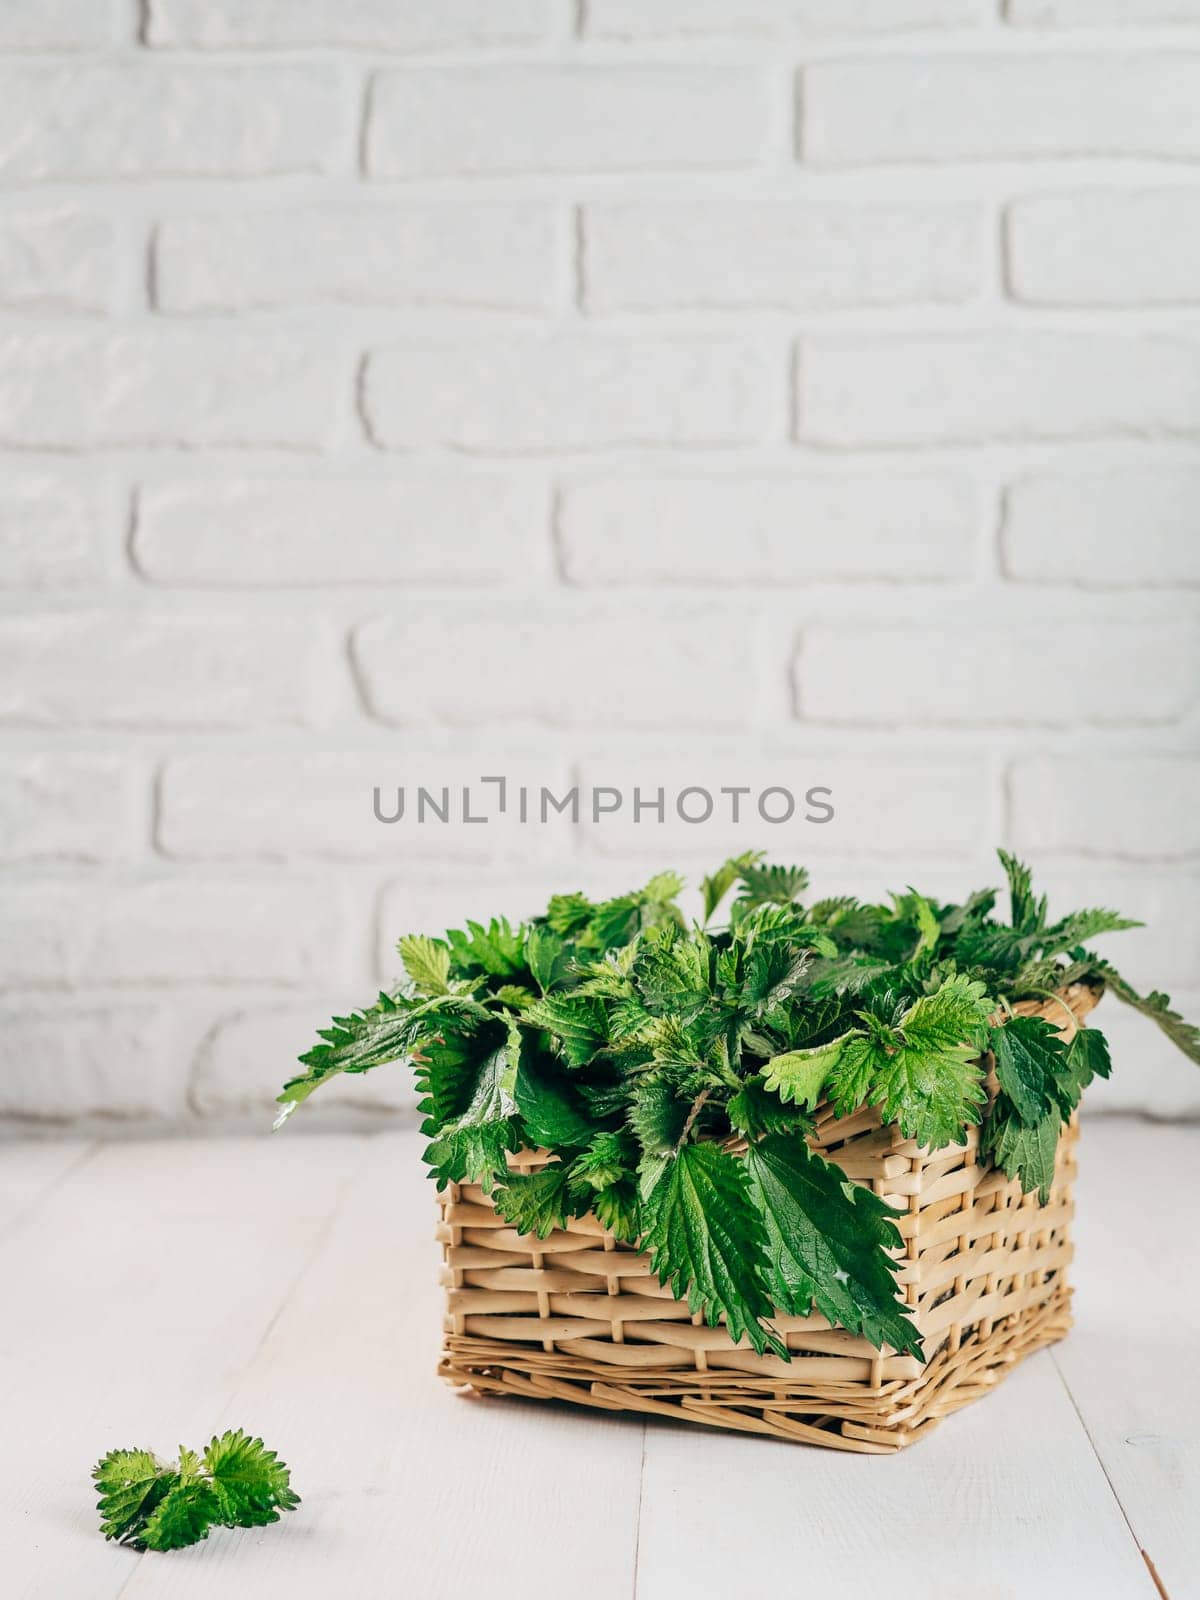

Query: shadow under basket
left=437, top=986, right=1096, bottom=1454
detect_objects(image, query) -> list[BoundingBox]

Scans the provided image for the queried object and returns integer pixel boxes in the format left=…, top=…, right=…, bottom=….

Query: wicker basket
left=437, top=985, right=1097, bottom=1453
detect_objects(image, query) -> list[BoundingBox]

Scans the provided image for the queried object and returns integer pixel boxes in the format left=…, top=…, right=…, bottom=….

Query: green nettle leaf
left=908, top=891, right=941, bottom=957
left=1036, top=908, right=1142, bottom=960
left=641, top=1143, right=783, bottom=1358
left=277, top=991, right=498, bottom=1125
left=397, top=934, right=451, bottom=995
left=203, top=1430, right=300, bottom=1529
left=446, top=917, right=528, bottom=980
left=275, top=992, right=419, bottom=1119
left=628, top=1078, right=689, bottom=1157
left=981, top=1097, right=1062, bottom=1204
left=424, top=1039, right=520, bottom=1189
left=413, top=1019, right=501, bottom=1133
left=726, top=1076, right=811, bottom=1141
left=743, top=1136, right=923, bottom=1359
left=94, top=1433, right=298, bottom=1553
left=988, top=1015, right=1068, bottom=1126
left=523, top=993, right=608, bottom=1069
left=701, top=851, right=764, bottom=923
left=493, top=1165, right=577, bottom=1239
left=526, top=923, right=569, bottom=993
left=999, top=848, right=1042, bottom=931
left=870, top=1041, right=983, bottom=1150
left=1096, top=965, right=1200, bottom=1066
left=825, top=1035, right=879, bottom=1115
left=762, top=1036, right=848, bottom=1110
left=901, top=974, right=993, bottom=1056
left=514, top=1049, right=597, bottom=1149
left=591, top=1179, right=641, bottom=1243
left=1068, top=1025, right=1112, bottom=1085
left=633, top=927, right=712, bottom=1018
left=94, top=1449, right=172, bottom=1545
left=568, top=1131, right=632, bottom=1192
left=544, top=892, right=594, bottom=938
left=424, top=1118, right=518, bottom=1193
left=735, top=862, right=809, bottom=910
left=642, top=870, right=686, bottom=905
left=868, top=976, right=992, bottom=1149
left=1044, top=1025, right=1113, bottom=1122
left=740, top=942, right=816, bottom=1015
left=283, top=847, right=1200, bottom=1363
left=139, top=1482, right=222, bottom=1553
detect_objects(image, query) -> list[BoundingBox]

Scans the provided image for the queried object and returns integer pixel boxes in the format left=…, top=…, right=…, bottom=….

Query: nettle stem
left=678, top=1088, right=711, bottom=1148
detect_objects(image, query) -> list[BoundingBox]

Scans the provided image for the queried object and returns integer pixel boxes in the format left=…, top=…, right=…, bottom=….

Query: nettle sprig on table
left=279, top=852, right=1199, bottom=1361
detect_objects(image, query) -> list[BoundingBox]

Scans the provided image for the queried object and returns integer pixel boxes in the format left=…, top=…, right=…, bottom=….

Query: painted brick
left=154, top=206, right=556, bottom=313
left=0, top=479, right=108, bottom=588
left=363, top=337, right=776, bottom=453
left=190, top=1004, right=415, bottom=1120
left=558, top=475, right=975, bottom=584
left=367, top=66, right=770, bottom=178
left=0, top=878, right=342, bottom=988
left=158, top=752, right=575, bottom=862
left=0, top=1006, right=183, bottom=1121
left=0, top=332, right=339, bottom=450
left=583, top=201, right=979, bottom=311
left=805, top=55, right=1200, bottom=166
left=1002, top=469, right=1200, bottom=587
left=0, top=0, right=117, bottom=50
left=0, top=213, right=116, bottom=313
left=1007, top=189, right=1200, bottom=306
left=354, top=605, right=757, bottom=728
left=1010, top=757, right=1200, bottom=861
left=133, top=478, right=544, bottom=586
left=146, top=0, right=550, bottom=50
left=1008, top=0, right=1200, bottom=22
left=0, top=755, right=137, bottom=862
left=0, top=613, right=321, bottom=729
left=798, top=620, right=1199, bottom=725
left=800, top=333, right=1200, bottom=446
left=587, top=0, right=986, bottom=34
left=0, top=65, right=345, bottom=181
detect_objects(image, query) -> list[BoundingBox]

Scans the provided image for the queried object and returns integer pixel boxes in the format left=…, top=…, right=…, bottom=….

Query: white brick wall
left=1001, top=470, right=1200, bottom=586
left=133, top=478, right=547, bottom=585
left=800, top=333, right=1200, bottom=446
left=1, top=7, right=1197, bottom=1131
left=1006, top=190, right=1200, bottom=307
left=0, top=64, right=349, bottom=180
left=557, top=476, right=976, bottom=584
left=362, top=337, right=778, bottom=452
left=0, top=331, right=345, bottom=450
left=0, top=212, right=117, bottom=312
left=804, top=56, right=1200, bottom=166
left=366, top=67, right=773, bottom=177
left=0, top=478, right=111, bottom=587
left=582, top=202, right=981, bottom=311
left=144, top=1, right=553, bottom=52
left=154, top=207, right=557, bottom=314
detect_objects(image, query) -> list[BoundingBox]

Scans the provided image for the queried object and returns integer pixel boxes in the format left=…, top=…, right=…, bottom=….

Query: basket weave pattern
left=437, top=987, right=1095, bottom=1452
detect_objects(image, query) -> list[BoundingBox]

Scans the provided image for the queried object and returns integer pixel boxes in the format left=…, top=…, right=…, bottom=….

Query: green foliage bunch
left=280, top=851, right=1198, bottom=1360
left=94, top=1430, right=299, bottom=1552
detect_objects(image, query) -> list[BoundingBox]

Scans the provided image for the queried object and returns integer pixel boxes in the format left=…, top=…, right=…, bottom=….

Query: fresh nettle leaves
left=283, top=851, right=1197, bottom=1362
left=94, top=1431, right=298, bottom=1553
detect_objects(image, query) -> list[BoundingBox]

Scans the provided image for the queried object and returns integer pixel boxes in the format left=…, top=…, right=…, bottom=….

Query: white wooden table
left=2, top=1120, right=1195, bottom=1600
